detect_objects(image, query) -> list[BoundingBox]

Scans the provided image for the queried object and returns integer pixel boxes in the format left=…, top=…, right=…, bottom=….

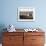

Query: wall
left=0, top=0, right=46, bottom=29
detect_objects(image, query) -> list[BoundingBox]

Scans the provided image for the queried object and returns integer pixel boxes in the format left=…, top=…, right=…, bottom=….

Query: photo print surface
left=18, top=7, right=35, bottom=21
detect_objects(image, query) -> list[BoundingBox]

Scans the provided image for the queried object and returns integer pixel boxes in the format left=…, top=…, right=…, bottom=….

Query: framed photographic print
left=17, top=7, right=35, bottom=21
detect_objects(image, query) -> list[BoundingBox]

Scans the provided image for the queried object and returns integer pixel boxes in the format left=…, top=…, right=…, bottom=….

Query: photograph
left=0, top=0, right=46, bottom=46
left=18, top=7, right=35, bottom=21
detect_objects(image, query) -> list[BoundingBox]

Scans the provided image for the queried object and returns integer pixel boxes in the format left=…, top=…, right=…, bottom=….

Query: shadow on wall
left=0, top=24, right=7, bottom=43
